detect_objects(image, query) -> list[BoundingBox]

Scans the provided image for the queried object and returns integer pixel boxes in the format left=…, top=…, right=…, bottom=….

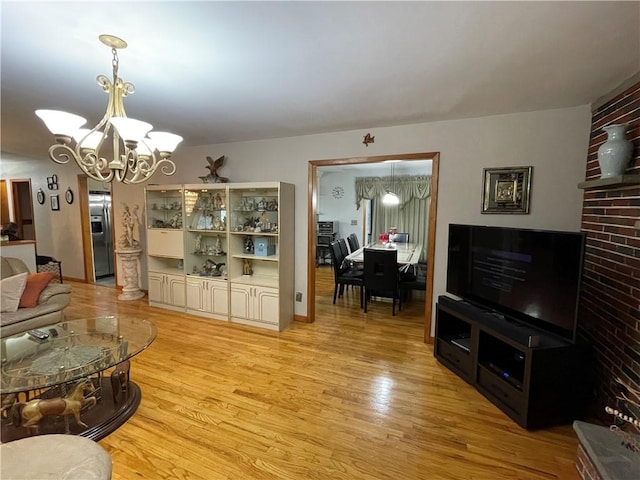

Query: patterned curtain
left=357, top=175, right=431, bottom=261
left=355, top=175, right=431, bottom=209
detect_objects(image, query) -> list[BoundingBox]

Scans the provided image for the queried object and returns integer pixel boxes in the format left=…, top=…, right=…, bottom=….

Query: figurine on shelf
left=201, top=259, right=222, bottom=276
left=169, top=211, right=183, bottom=229
left=257, top=198, right=267, bottom=211
left=214, top=236, right=223, bottom=255
left=195, top=234, right=203, bottom=253
left=244, top=237, right=254, bottom=253
left=243, top=259, right=253, bottom=275
left=267, top=199, right=278, bottom=211
left=214, top=193, right=224, bottom=210
left=205, top=259, right=225, bottom=276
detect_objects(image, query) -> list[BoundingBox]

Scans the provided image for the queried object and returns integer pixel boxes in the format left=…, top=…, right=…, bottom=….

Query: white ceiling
left=1, top=2, right=639, bottom=160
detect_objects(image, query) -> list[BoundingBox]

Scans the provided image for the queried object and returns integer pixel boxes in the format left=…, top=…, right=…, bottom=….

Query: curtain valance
left=355, top=175, right=431, bottom=209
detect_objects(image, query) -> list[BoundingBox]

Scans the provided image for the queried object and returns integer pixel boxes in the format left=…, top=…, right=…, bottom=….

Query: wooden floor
left=60, top=267, right=580, bottom=479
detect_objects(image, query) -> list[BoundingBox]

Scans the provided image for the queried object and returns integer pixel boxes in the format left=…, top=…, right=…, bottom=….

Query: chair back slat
left=347, top=233, right=360, bottom=252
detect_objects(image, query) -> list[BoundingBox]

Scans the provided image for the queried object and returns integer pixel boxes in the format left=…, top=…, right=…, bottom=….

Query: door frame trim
left=306, top=152, right=439, bottom=343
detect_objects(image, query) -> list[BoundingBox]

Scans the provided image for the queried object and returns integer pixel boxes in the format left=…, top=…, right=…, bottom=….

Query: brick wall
left=579, top=80, right=640, bottom=421
left=576, top=444, right=603, bottom=480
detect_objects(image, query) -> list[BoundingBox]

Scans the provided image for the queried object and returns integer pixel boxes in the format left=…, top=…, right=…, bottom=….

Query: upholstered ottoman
left=0, top=434, right=112, bottom=479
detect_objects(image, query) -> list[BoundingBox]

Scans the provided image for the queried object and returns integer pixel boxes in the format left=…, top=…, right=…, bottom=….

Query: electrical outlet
left=351, top=220, right=358, bottom=226
left=295, top=292, right=302, bottom=302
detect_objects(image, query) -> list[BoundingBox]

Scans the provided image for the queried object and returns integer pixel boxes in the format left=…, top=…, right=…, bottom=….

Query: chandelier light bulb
left=382, top=191, right=400, bottom=205
left=110, top=117, right=152, bottom=144
left=136, top=138, right=156, bottom=157
left=148, top=132, right=184, bottom=153
left=36, top=110, right=87, bottom=138
left=73, top=129, right=103, bottom=151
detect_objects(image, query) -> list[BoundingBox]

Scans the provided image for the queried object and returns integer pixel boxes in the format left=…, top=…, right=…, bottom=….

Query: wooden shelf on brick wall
left=578, top=174, right=640, bottom=190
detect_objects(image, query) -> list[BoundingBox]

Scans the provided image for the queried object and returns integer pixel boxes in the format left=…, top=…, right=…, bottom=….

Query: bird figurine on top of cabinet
left=199, top=155, right=229, bottom=183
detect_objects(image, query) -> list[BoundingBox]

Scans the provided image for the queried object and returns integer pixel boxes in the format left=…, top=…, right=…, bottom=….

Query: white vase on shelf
left=597, top=123, right=633, bottom=179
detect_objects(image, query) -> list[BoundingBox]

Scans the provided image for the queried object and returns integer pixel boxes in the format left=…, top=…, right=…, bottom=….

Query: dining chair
left=399, top=262, right=426, bottom=309
left=347, top=233, right=360, bottom=252
left=337, top=237, right=350, bottom=257
left=329, top=241, right=364, bottom=308
left=339, top=236, right=363, bottom=272
left=363, top=248, right=400, bottom=315
left=389, top=232, right=409, bottom=243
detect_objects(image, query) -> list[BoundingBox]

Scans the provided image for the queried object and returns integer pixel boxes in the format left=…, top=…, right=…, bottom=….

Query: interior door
left=10, top=179, right=35, bottom=241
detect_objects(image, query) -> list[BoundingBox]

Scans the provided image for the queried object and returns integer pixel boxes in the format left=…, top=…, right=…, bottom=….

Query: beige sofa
left=0, top=257, right=71, bottom=337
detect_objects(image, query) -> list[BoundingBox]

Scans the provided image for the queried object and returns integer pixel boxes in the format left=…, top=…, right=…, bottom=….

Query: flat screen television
left=446, top=224, right=585, bottom=342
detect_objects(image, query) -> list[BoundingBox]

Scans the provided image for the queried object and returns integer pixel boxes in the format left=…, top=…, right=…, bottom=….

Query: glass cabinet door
left=184, top=186, right=228, bottom=279
left=228, top=186, right=280, bottom=287
left=145, top=186, right=183, bottom=230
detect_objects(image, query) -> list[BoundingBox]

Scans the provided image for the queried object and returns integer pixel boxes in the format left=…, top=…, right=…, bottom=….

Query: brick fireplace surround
left=576, top=76, right=639, bottom=479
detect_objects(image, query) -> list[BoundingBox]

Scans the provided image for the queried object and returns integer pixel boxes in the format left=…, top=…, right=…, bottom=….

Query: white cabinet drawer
left=148, top=229, right=183, bottom=257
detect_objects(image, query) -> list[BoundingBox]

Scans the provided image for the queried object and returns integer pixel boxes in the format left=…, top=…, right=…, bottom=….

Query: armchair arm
left=38, top=284, right=71, bottom=308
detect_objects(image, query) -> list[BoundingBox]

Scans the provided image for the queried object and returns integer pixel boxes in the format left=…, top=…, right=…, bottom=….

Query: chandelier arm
left=80, top=152, right=114, bottom=182
left=47, top=143, right=75, bottom=165
left=157, top=158, right=177, bottom=177
left=47, top=144, right=114, bottom=182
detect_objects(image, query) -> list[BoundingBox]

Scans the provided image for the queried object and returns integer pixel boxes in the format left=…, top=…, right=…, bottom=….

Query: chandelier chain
left=111, top=48, right=119, bottom=80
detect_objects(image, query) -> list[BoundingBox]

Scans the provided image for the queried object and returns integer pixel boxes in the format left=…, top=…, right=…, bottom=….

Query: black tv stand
left=434, top=295, right=591, bottom=429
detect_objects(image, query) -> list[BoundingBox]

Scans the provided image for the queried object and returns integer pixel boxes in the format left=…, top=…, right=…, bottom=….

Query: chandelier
left=35, top=34, right=183, bottom=184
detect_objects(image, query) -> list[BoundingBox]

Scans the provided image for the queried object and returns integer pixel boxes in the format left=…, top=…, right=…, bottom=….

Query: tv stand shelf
left=435, top=295, right=591, bottom=429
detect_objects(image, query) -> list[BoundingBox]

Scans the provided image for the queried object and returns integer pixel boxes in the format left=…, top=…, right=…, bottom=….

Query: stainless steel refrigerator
left=89, top=190, right=114, bottom=278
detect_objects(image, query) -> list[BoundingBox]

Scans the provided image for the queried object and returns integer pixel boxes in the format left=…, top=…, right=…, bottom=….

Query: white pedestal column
left=116, top=248, right=145, bottom=301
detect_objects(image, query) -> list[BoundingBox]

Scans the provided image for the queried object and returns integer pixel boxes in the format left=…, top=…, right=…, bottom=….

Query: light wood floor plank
left=53, top=266, right=581, bottom=479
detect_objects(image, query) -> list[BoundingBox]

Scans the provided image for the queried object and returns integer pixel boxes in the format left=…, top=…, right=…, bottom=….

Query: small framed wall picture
left=65, top=188, right=74, bottom=204
left=47, top=174, right=59, bottom=190
left=36, top=189, right=45, bottom=205
left=482, top=166, right=533, bottom=214
left=50, top=194, right=60, bottom=211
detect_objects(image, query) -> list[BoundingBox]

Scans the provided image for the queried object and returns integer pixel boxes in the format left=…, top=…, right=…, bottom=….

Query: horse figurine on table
left=10, top=379, right=97, bottom=430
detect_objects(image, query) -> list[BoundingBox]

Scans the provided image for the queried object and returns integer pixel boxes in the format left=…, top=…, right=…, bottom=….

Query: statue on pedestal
left=119, top=204, right=140, bottom=250
left=116, top=202, right=144, bottom=301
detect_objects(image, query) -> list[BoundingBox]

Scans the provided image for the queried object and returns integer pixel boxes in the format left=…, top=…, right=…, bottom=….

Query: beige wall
left=1, top=105, right=592, bottom=329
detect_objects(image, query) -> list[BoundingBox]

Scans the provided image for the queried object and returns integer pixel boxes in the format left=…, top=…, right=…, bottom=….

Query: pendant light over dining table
left=35, top=34, right=183, bottom=184
left=382, top=161, right=400, bottom=205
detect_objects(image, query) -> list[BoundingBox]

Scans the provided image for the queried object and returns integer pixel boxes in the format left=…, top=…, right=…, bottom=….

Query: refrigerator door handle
left=104, top=205, right=111, bottom=250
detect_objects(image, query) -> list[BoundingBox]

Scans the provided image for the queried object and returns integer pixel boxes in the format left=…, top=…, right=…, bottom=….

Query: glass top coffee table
left=1, top=316, right=156, bottom=442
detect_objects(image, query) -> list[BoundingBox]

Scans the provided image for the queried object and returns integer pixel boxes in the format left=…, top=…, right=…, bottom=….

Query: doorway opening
left=78, top=175, right=116, bottom=287
left=2, top=179, right=36, bottom=242
left=307, top=152, right=440, bottom=343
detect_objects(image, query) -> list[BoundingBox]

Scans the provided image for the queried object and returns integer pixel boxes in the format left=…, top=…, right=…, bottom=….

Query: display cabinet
left=227, top=182, right=294, bottom=330
left=183, top=185, right=229, bottom=320
left=144, top=182, right=294, bottom=330
left=145, top=185, right=185, bottom=310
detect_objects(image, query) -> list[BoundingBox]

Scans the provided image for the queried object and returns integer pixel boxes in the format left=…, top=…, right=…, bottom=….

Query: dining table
left=345, top=242, right=423, bottom=271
